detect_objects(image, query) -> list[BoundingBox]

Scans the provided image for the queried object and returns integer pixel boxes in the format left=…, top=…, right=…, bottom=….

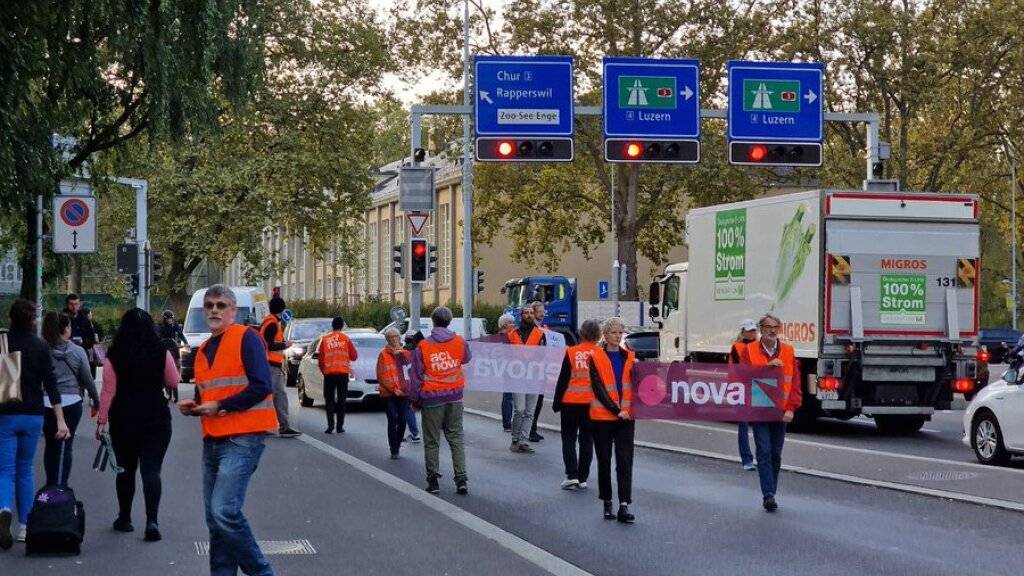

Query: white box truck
left=647, top=189, right=980, bottom=434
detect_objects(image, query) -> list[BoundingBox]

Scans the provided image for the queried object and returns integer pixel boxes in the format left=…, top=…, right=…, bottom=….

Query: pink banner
left=632, top=362, right=786, bottom=422
left=465, top=341, right=563, bottom=394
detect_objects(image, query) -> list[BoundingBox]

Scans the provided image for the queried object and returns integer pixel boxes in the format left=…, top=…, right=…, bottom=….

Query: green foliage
left=285, top=298, right=506, bottom=334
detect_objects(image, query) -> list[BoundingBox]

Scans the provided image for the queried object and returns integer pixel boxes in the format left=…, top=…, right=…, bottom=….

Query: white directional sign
left=53, top=195, right=97, bottom=253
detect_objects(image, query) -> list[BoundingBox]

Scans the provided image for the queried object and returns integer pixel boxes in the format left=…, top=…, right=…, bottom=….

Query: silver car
left=283, top=317, right=334, bottom=387
left=297, top=331, right=386, bottom=408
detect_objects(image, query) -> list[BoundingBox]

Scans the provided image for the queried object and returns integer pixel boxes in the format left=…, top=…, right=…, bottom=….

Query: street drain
left=194, top=539, right=317, bottom=556
left=906, top=471, right=978, bottom=481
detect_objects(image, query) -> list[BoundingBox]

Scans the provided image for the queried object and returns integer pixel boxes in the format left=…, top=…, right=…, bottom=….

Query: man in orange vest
left=317, top=317, right=358, bottom=434
left=739, top=312, right=803, bottom=512
left=260, top=297, right=300, bottom=438
left=410, top=306, right=472, bottom=495
left=528, top=300, right=550, bottom=443
left=508, top=303, right=545, bottom=453
left=552, top=319, right=601, bottom=490
left=177, top=284, right=276, bottom=576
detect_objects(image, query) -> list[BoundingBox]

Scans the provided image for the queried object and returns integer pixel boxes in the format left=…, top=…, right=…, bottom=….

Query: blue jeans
left=203, top=434, right=273, bottom=576
left=404, top=403, right=419, bottom=437
left=0, top=415, right=44, bottom=524
left=737, top=422, right=753, bottom=466
left=751, top=422, right=786, bottom=498
left=501, top=392, right=514, bottom=429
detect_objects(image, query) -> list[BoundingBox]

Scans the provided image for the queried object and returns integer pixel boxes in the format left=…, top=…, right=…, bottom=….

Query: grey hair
left=601, top=317, right=625, bottom=334
left=579, top=319, right=601, bottom=342
left=383, top=327, right=401, bottom=338
left=204, top=284, right=237, bottom=306
left=531, top=300, right=545, bottom=310
left=497, top=313, right=516, bottom=330
left=431, top=306, right=453, bottom=328
left=758, top=313, right=782, bottom=328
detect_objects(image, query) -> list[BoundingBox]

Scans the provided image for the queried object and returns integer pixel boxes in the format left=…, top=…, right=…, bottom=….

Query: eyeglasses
left=203, top=301, right=232, bottom=310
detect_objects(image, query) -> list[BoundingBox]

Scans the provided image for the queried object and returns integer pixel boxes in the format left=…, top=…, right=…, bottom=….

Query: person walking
left=529, top=301, right=549, bottom=443
left=730, top=319, right=759, bottom=471
left=0, top=299, right=70, bottom=550
left=496, top=314, right=516, bottom=433
left=378, top=328, right=410, bottom=458
left=178, top=284, right=277, bottom=576
left=410, top=307, right=472, bottom=495
left=552, top=319, right=600, bottom=491
left=260, top=297, right=300, bottom=437
left=64, top=293, right=98, bottom=378
left=589, top=317, right=636, bottom=524
left=96, top=308, right=178, bottom=541
left=508, top=304, right=545, bottom=453
left=159, top=310, right=187, bottom=403
left=739, top=313, right=802, bottom=512
left=41, top=312, right=99, bottom=488
left=317, top=317, right=357, bottom=434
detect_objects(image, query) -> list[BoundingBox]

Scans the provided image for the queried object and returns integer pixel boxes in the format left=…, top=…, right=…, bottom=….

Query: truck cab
left=502, top=275, right=578, bottom=344
left=649, top=263, right=689, bottom=363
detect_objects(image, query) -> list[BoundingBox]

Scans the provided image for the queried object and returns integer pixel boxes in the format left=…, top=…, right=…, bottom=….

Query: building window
left=438, top=204, right=450, bottom=287
left=368, top=222, right=378, bottom=296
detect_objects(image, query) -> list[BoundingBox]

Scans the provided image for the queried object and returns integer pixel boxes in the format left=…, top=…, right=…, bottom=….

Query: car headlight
left=287, top=345, right=306, bottom=357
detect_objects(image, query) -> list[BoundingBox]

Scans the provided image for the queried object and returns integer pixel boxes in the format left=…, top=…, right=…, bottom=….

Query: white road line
left=298, top=433, right=593, bottom=576
left=462, top=407, right=1024, bottom=514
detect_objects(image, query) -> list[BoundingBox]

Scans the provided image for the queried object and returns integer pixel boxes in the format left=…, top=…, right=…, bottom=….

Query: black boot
left=603, top=500, right=616, bottom=520
left=617, top=504, right=635, bottom=524
left=144, top=521, right=162, bottom=542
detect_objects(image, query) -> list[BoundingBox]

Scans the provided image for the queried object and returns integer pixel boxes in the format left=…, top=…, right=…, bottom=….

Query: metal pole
left=461, top=0, right=474, bottom=338
left=1012, top=155, right=1018, bottom=330
left=409, top=113, right=423, bottom=333
left=135, top=182, right=149, bottom=311
left=610, top=166, right=619, bottom=317
left=35, top=194, right=44, bottom=335
left=865, top=116, right=880, bottom=182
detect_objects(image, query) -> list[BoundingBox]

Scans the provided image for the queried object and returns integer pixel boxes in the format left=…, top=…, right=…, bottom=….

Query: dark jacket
left=1, top=329, right=61, bottom=416
left=551, top=355, right=573, bottom=412
left=64, top=309, right=97, bottom=351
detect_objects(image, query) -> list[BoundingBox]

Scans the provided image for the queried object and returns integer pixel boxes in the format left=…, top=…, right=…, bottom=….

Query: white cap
left=739, top=319, right=757, bottom=331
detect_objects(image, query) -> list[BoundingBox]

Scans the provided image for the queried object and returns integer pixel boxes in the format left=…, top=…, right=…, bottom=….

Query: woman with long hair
left=96, top=308, right=179, bottom=542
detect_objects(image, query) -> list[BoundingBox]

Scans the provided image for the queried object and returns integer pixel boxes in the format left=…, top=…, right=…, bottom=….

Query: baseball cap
left=739, top=319, right=757, bottom=331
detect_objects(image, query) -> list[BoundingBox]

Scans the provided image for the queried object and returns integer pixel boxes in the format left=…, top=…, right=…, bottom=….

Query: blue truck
left=502, top=275, right=578, bottom=344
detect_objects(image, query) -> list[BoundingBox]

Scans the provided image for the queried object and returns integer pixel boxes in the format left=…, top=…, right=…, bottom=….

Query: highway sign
left=727, top=60, right=824, bottom=142
left=603, top=57, right=700, bottom=139
left=474, top=55, right=574, bottom=137
left=53, top=195, right=97, bottom=253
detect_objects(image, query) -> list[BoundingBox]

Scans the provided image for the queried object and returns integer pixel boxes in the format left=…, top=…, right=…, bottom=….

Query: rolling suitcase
left=25, top=441, right=85, bottom=556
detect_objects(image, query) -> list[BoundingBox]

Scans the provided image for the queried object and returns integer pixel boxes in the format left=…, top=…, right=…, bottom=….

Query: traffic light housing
left=392, top=244, right=404, bottom=277
left=125, top=273, right=139, bottom=295
left=474, top=270, right=485, bottom=294
left=728, top=141, right=822, bottom=167
left=475, top=137, right=574, bottom=162
left=149, top=251, right=164, bottom=286
left=604, top=139, right=700, bottom=164
left=410, top=238, right=428, bottom=283
left=428, top=245, right=438, bottom=276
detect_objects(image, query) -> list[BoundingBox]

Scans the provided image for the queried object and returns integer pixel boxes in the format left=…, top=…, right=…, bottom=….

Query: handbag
left=0, top=330, right=23, bottom=406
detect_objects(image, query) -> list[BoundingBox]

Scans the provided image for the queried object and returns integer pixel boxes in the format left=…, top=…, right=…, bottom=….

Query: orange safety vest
left=259, top=314, right=284, bottom=365
left=563, top=342, right=598, bottom=405
left=319, top=331, right=353, bottom=375
left=742, top=339, right=796, bottom=401
left=377, top=348, right=405, bottom=397
left=507, top=326, right=544, bottom=346
left=195, top=324, right=278, bottom=438
left=589, top=347, right=635, bottom=421
left=419, top=337, right=467, bottom=394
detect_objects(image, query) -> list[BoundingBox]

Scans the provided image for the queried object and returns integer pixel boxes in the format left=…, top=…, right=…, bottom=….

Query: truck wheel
left=971, top=411, right=1010, bottom=466
left=874, top=415, right=926, bottom=435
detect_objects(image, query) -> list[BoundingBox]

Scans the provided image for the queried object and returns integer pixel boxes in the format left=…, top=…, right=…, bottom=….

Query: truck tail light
left=916, top=342, right=930, bottom=351
left=819, top=376, right=842, bottom=392
left=952, top=378, right=974, bottom=394
left=977, top=348, right=990, bottom=362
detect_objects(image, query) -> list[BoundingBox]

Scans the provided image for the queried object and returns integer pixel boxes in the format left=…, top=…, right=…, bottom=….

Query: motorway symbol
left=603, top=57, right=700, bottom=139
left=474, top=55, right=574, bottom=137
left=53, top=195, right=97, bottom=254
left=728, top=60, right=824, bottom=142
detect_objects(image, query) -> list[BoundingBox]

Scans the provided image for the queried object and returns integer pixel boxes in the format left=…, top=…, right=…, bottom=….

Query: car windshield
left=290, top=320, right=332, bottom=341
left=626, top=333, right=659, bottom=351
left=184, top=306, right=252, bottom=333
left=351, top=337, right=385, bottom=356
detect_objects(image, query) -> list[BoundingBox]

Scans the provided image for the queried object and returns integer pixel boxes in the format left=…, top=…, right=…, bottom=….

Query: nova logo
left=880, top=258, right=927, bottom=270
left=636, top=374, right=746, bottom=406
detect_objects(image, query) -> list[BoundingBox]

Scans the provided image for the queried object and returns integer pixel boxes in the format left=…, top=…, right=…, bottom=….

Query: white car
left=963, top=365, right=1024, bottom=465
left=296, top=331, right=386, bottom=408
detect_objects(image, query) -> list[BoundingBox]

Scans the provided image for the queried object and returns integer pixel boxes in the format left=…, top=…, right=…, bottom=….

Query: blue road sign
left=474, top=56, right=574, bottom=136
left=603, top=57, right=700, bottom=138
left=598, top=281, right=609, bottom=300
left=727, top=61, right=824, bottom=142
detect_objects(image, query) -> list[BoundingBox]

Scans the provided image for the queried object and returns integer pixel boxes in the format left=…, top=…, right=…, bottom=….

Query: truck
left=502, top=275, right=579, bottom=343
left=647, top=188, right=980, bottom=434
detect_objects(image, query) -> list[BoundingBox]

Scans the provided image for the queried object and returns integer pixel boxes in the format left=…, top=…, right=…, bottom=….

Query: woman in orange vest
left=730, top=319, right=759, bottom=471
left=740, top=313, right=802, bottom=512
left=588, top=317, right=636, bottom=523
left=552, top=319, right=601, bottom=491
left=317, top=317, right=358, bottom=434
left=378, top=327, right=410, bottom=458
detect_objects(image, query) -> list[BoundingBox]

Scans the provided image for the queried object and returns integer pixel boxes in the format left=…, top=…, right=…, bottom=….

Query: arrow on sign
left=803, top=89, right=817, bottom=104
left=408, top=213, right=429, bottom=236
left=72, top=230, right=79, bottom=249
left=680, top=86, right=694, bottom=100
left=479, top=90, right=494, bottom=104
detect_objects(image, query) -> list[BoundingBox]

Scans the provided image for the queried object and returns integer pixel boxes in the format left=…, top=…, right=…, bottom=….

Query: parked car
left=180, top=286, right=269, bottom=382
left=963, top=360, right=1024, bottom=465
left=296, top=331, right=387, bottom=408
left=978, top=328, right=1021, bottom=364
left=624, top=330, right=660, bottom=361
left=283, top=317, right=334, bottom=387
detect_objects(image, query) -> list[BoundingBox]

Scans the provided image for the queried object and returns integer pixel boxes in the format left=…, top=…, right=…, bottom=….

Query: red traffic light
left=626, top=142, right=643, bottom=158
left=497, top=141, right=514, bottom=157
left=412, top=242, right=427, bottom=257
left=748, top=144, right=768, bottom=162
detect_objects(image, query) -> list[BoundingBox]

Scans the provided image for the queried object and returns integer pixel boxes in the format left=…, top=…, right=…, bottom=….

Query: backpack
left=25, top=442, right=85, bottom=556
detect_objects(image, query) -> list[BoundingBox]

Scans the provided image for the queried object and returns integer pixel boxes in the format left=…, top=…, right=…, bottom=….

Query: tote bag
left=0, top=331, right=23, bottom=406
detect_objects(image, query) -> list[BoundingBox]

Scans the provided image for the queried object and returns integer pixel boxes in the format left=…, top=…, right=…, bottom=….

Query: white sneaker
left=407, top=434, right=422, bottom=443
left=560, top=479, right=580, bottom=490
left=16, top=524, right=26, bottom=543
left=577, top=481, right=588, bottom=489
left=743, top=462, right=757, bottom=471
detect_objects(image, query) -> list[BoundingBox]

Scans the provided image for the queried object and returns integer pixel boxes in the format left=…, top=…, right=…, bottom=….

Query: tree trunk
left=18, top=200, right=38, bottom=302
left=613, top=165, right=641, bottom=300
left=68, top=255, right=82, bottom=294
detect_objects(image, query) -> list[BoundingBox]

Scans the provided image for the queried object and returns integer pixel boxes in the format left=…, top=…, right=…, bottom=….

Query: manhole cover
left=906, top=470, right=978, bottom=481
left=195, top=539, right=317, bottom=556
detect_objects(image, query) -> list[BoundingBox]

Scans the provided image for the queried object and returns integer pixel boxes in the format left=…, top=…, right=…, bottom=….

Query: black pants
left=592, top=419, right=635, bottom=504
left=530, top=395, right=544, bottom=436
left=384, top=397, right=409, bottom=455
left=110, top=421, right=172, bottom=523
left=559, top=404, right=593, bottom=482
left=44, top=401, right=83, bottom=486
left=324, top=374, right=349, bottom=431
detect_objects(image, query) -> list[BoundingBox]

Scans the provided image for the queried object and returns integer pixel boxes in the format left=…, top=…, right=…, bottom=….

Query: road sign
left=603, top=57, right=700, bottom=139
left=727, top=60, right=824, bottom=143
left=53, top=195, right=96, bottom=253
left=598, top=280, right=609, bottom=300
left=399, top=166, right=435, bottom=212
left=407, top=213, right=429, bottom=236
left=474, top=55, right=574, bottom=137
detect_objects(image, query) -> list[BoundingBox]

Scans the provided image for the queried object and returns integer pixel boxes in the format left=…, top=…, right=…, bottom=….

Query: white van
left=180, top=286, right=270, bottom=382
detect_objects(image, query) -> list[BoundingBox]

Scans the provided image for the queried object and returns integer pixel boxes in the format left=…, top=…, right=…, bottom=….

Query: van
left=180, top=286, right=270, bottom=382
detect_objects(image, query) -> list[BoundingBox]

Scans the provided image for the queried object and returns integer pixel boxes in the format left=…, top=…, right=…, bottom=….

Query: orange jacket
left=507, top=326, right=544, bottom=346
left=419, top=336, right=467, bottom=395
left=318, top=331, right=357, bottom=375
left=259, top=315, right=285, bottom=366
left=741, top=339, right=802, bottom=412
left=377, top=348, right=409, bottom=397
left=562, top=342, right=598, bottom=405
left=194, top=325, right=278, bottom=438
left=589, top=347, right=635, bottom=421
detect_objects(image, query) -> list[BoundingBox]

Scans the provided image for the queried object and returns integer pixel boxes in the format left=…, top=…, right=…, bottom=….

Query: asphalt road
left=6, top=383, right=1022, bottom=576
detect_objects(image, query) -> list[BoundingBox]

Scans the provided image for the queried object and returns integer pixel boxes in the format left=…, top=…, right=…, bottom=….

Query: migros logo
left=880, top=258, right=927, bottom=270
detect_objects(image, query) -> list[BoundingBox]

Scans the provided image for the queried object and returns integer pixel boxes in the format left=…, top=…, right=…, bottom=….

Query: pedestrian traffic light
left=149, top=251, right=164, bottom=285
left=604, top=139, right=700, bottom=164
left=474, top=270, right=485, bottom=294
left=125, top=273, right=139, bottom=295
left=728, top=141, right=822, bottom=167
left=413, top=148, right=427, bottom=163
left=410, top=238, right=428, bottom=283
left=475, top=137, right=574, bottom=162
left=392, top=244, right=404, bottom=278
left=428, top=245, right=438, bottom=276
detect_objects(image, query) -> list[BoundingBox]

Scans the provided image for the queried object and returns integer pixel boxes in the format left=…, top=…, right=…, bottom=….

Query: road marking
left=298, top=434, right=593, bottom=576
left=462, top=407, right=1024, bottom=514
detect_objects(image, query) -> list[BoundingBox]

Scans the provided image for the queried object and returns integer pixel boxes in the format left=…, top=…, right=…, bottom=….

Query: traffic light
left=475, top=137, right=574, bottom=162
left=125, top=273, right=139, bottom=295
left=474, top=269, right=485, bottom=294
left=604, top=139, right=700, bottom=164
left=392, top=244, right=404, bottom=277
left=410, top=238, right=428, bottom=283
left=728, top=141, right=822, bottom=167
left=413, top=148, right=427, bottom=163
left=428, top=245, right=438, bottom=276
left=149, top=251, right=164, bottom=286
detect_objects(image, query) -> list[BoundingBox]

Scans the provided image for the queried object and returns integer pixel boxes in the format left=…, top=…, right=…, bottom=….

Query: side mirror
left=1002, top=368, right=1019, bottom=384
left=310, top=352, right=319, bottom=359
left=648, top=307, right=660, bottom=319
left=648, top=282, right=660, bottom=305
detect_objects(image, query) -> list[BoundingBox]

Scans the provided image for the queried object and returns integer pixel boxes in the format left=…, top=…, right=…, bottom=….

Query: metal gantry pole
left=461, top=0, right=474, bottom=338
left=610, top=165, right=620, bottom=317
left=409, top=113, right=423, bottom=333
left=35, top=194, right=44, bottom=335
left=1012, top=154, right=1019, bottom=330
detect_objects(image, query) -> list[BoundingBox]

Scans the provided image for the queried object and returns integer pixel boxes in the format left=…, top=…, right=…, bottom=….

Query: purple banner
left=632, top=362, right=786, bottom=422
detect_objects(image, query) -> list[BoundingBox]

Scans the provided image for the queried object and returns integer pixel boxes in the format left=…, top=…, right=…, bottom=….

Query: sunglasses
left=203, top=301, right=232, bottom=310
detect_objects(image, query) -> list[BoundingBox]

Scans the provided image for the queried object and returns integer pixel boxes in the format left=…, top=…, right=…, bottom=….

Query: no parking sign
left=53, top=195, right=97, bottom=253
